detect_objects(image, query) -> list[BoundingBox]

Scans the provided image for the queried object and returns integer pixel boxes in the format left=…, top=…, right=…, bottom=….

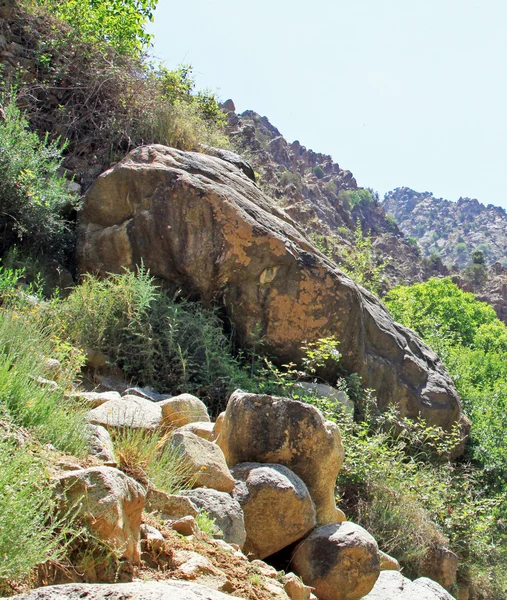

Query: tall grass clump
left=55, top=268, right=250, bottom=414
left=0, top=435, right=77, bottom=593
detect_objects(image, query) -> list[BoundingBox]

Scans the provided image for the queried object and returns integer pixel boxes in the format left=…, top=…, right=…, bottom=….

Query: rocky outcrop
left=291, top=522, right=380, bottom=600
left=231, top=462, right=316, bottom=559
left=78, top=145, right=469, bottom=446
left=217, top=392, right=344, bottom=525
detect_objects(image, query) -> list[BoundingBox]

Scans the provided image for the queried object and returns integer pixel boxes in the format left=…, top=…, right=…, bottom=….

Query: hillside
left=2, top=1, right=507, bottom=599
left=383, top=187, right=507, bottom=268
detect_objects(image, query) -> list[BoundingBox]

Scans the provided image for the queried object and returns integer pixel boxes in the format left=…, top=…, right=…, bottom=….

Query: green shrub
left=312, top=165, right=325, bottom=179
left=0, top=98, right=74, bottom=259
left=0, top=436, right=77, bottom=592
left=55, top=268, right=250, bottom=414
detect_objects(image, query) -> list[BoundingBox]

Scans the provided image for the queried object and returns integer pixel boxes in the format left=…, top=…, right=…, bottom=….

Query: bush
left=0, top=98, right=74, bottom=259
left=54, top=268, right=250, bottom=414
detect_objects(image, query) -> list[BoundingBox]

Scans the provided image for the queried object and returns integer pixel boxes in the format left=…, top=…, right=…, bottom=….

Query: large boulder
left=217, top=392, right=344, bottom=525
left=230, top=463, right=316, bottom=559
left=78, top=145, right=468, bottom=444
left=56, top=466, right=145, bottom=563
left=167, top=431, right=235, bottom=493
left=182, top=488, right=246, bottom=548
left=8, top=581, right=245, bottom=600
left=362, top=570, right=456, bottom=599
left=291, top=522, right=380, bottom=600
left=159, top=394, right=211, bottom=428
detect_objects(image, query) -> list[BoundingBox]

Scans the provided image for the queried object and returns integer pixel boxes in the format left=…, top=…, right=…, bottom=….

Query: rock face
left=182, top=488, right=247, bottom=548
left=78, top=145, right=468, bottom=443
left=217, top=391, right=344, bottom=525
left=291, top=522, right=380, bottom=600
left=230, top=462, right=316, bottom=559
left=56, top=466, right=145, bottom=563
left=9, top=581, right=245, bottom=600
left=362, top=570, right=456, bottom=600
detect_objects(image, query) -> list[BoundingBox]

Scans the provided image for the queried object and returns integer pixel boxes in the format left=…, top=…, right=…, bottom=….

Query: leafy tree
left=472, top=249, right=486, bottom=265
left=38, top=0, right=158, bottom=56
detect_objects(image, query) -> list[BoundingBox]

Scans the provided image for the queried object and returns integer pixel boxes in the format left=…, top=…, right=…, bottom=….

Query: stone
left=122, top=386, right=172, bottom=401
left=140, top=524, right=165, bottom=551
left=176, top=421, right=215, bottom=441
left=9, top=581, right=245, bottom=599
left=167, top=431, right=235, bottom=493
left=72, top=391, right=121, bottom=408
left=231, top=462, right=316, bottom=560
left=56, top=466, right=145, bottom=562
left=171, top=515, right=200, bottom=536
left=379, top=550, right=401, bottom=571
left=212, top=412, right=225, bottom=441
left=84, top=424, right=116, bottom=465
left=87, top=395, right=162, bottom=430
left=182, top=488, right=246, bottom=548
left=422, top=546, right=458, bottom=590
left=362, top=571, right=455, bottom=599
left=78, top=145, right=469, bottom=450
left=85, top=348, right=110, bottom=369
left=282, top=572, right=313, bottom=600
left=43, top=358, right=62, bottom=380
left=291, top=522, right=380, bottom=600
left=218, top=391, right=344, bottom=525
left=145, top=489, right=199, bottom=520
left=160, top=394, right=211, bottom=428
left=296, top=382, right=354, bottom=415
left=251, top=559, right=278, bottom=578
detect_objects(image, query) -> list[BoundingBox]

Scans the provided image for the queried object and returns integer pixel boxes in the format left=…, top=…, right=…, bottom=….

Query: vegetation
left=0, top=99, right=74, bottom=259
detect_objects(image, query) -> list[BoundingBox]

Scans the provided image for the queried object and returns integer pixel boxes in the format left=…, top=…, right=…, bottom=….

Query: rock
left=231, top=462, right=316, bottom=559
left=296, top=382, right=354, bottom=415
left=291, top=522, right=380, bottom=600
left=43, top=358, right=62, bottom=380
left=251, top=559, right=278, bottom=578
left=176, top=421, right=215, bottom=441
left=171, top=515, right=200, bottom=536
left=140, top=524, right=165, bottom=551
left=9, top=580, right=245, bottom=599
left=122, top=386, right=172, bottom=401
left=167, top=431, right=235, bottom=493
left=87, top=395, right=162, bottom=430
left=202, top=146, right=256, bottom=183
left=78, top=145, right=468, bottom=448
left=56, top=466, right=145, bottom=563
left=72, top=391, right=121, bottom=408
left=282, top=572, right=313, bottom=600
left=212, top=412, right=225, bottom=441
left=85, top=348, right=110, bottom=369
left=145, top=489, right=199, bottom=520
left=422, top=546, right=459, bottom=590
left=84, top=424, right=116, bottom=465
left=181, top=488, right=246, bottom=547
left=362, top=570, right=456, bottom=599
left=160, top=394, right=211, bottom=428
left=379, top=550, right=400, bottom=571
left=218, top=392, right=344, bottom=525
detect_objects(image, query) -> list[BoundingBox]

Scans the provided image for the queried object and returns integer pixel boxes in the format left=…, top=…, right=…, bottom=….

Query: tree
left=39, top=0, right=158, bottom=56
left=471, top=249, right=485, bottom=265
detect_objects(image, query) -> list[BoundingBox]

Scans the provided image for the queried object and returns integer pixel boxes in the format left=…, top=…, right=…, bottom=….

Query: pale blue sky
left=148, top=1, right=507, bottom=208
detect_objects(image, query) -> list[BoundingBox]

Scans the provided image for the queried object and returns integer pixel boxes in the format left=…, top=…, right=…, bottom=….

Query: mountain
left=383, top=187, right=507, bottom=268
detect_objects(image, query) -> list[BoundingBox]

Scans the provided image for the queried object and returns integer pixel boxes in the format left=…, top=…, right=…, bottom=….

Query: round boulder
left=218, top=391, right=344, bottom=525
left=160, top=394, right=210, bottom=428
left=182, top=488, right=246, bottom=548
left=231, top=462, right=316, bottom=559
left=291, top=522, right=380, bottom=600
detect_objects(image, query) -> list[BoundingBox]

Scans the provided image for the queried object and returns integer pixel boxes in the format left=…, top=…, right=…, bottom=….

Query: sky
left=147, top=0, right=507, bottom=208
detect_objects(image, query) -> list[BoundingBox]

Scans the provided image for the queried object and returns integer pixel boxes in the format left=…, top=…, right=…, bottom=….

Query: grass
left=111, top=427, right=195, bottom=493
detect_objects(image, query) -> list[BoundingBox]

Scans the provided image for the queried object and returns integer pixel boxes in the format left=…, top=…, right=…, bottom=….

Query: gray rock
left=72, top=391, right=121, bottom=409
left=362, top=571, right=456, bottom=599
left=296, top=382, right=354, bottom=415
left=8, top=580, right=244, bottom=599
left=145, top=489, right=198, bottom=520
left=84, top=423, right=116, bottom=464
left=87, top=395, right=162, bottom=430
left=231, top=462, right=316, bottom=559
left=182, top=488, right=246, bottom=548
